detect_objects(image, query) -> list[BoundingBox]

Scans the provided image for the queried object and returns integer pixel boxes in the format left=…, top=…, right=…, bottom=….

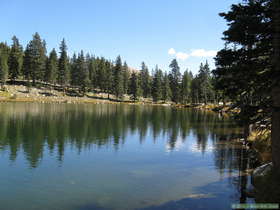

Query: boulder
left=252, top=162, right=273, bottom=187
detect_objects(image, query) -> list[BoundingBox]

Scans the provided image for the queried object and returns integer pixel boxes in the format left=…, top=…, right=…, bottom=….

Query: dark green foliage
left=45, top=49, right=58, bottom=85
left=22, top=44, right=32, bottom=82
left=113, top=56, right=124, bottom=99
left=123, top=62, right=130, bottom=94
left=58, top=39, right=69, bottom=88
left=181, top=70, right=192, bottom=104
left=8, top=36, right=23, bottom=81
left=169, top=59, right=181, bottom=103
left=213, top=0, right=273, bottom=128
left=103, top=60, right=113, bottom=98
left=197, top=61, right=214, bottom=104
left=151, top=66, right=163, bottom=102
left=26, top=33, right=47, bottom=85
left=0, top=43, right=9, bottom=88
left=190, top=76, right=200, bottom=104
left=77, top=51, right=90, bottom=93
left=129, top=72, right=140, bottom=101
left=70, top=53, right=78, bottom=86
left=162, top=72, right=171, bottom=102
left=140, top=62, right=151, bottom=98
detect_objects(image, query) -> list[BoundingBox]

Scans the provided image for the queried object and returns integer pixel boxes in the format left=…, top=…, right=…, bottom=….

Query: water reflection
left=0, top=103, right=253, bottom=210
left=0, top=103, right=240, bottom=168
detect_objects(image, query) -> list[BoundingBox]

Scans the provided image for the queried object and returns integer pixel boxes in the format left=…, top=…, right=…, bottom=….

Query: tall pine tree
left=58, top=39, right=69, bottom=90
left=8, top=36, right=23, bottom=82
left=45, top=48, right=58, bottom=85
left=162, top=72, right=171, bottom=102
left=0, top=43, right=9, bottom=89
left=151, top=66, right=163, bottom=102
left=140, top=62, right=151, bottom=98
left=169, top=59, right=181, bottom=103
left=129, top=72, right=140, bottom=101
left=113, top=56, right=124, bottom=99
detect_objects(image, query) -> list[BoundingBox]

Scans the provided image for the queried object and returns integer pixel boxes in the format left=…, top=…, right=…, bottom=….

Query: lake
left=0, top=103, right=254, bottom=210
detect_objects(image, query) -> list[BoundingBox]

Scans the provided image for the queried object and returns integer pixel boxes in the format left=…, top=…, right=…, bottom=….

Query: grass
left=248, top=129, right=272, bottom=163
left=0, top=91, right=12, bottom=97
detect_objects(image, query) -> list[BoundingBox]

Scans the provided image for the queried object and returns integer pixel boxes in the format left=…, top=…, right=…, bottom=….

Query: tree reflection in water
left=0, top=103, right=254, bottom=209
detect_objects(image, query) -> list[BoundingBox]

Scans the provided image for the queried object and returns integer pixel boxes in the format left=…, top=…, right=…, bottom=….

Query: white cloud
left=176, top=52, right=189, bottom=60
left=190, top=49, right=217, bottom=57
left=168, top=48, right=217, bottom=61
left=168, top=48, right=176, bottom=55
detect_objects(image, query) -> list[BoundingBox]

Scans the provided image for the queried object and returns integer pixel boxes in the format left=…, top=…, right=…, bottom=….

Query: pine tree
left=140, top=62, right=151, bottom=98
left=8, top=36, right=23, bottom=82
left=97, top=57, right=108, bottom=92
left=88, top=57, right=98, bottom=90
left=197, top=61, right=213, bottom=104
left=129, top=72, right=140, bottom=101
left=181, top=70, right=192, bottom=104
left=123, top=62, right=130, bottom=94
left=169, top=59, right=181, bottom=103
left=22, top=44, right=32, bottom=86
left=151, top=66, right=163, bottom=102
left=104, top=60, right=113, bottom=99
left=213, top=0, right=273, bottom=140
left=162, top=72, right=171, bottom=102
left=45, top=49, right=58, bottom=85
left=77, top=51, right=90, bottom=94
left=0, top=43, right=9, bottom=89
left=190, top=76, right=200, bottom=104
left=28, top=33, right=47, bottom=86
left=70, top=53, right=78, bottom=86
left=113, top=56, right=124, bottom=99
left=58, top=39, right=69, bottom=89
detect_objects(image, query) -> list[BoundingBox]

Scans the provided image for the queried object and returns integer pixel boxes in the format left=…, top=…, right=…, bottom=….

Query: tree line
left=0, top=33, right=218, bottom=104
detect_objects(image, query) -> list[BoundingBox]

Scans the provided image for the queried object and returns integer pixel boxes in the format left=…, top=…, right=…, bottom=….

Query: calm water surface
left=0, top=103, right=254, bottom=210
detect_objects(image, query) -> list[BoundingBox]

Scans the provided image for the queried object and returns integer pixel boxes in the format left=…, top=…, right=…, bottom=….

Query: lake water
left=0, top=103, right=254, bottom=210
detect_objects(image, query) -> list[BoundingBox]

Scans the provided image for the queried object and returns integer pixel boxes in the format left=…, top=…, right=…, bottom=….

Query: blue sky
left=1, top=0, right=237, bottom=74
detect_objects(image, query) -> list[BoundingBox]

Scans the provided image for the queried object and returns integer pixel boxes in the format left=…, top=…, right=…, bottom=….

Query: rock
left=252, top=162, right=273, bottom=187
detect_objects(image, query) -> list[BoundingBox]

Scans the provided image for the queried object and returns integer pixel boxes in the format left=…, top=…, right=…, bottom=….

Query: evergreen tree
left=28, top=33, right=47, bottom=85
left=169, top=59, right=181, bottom=103
left=58, top=39, right=69, bottom=89
left=123, top=62, right=130, bottom=94
left=104, top=60, right=113, bottom=99
left=190, top=76, right=200, bottom=104
left=213, top=0, right=273, bottom=140
left=129, top=72, right=140, bottom=101
left=45, top=49, right=58, bottom=85
left=0, top=43, right=9, bottom=89
left=70, top=53, right=78, bottom=86
left=197, top=61, right=213, bottom=104
left=113, top=56, right=124, bottom=99
left=140, top=62, right=151, bottom=98
left=22, top=44, right=32, bottom=85
left=97, top=57, right=108, bottom=92
left=181, top=70, right=192, bottom=104
left=8, top=36, right=23, bottom=81
left=151, top=66, right=163, bottom=102
left=88, top=57, right=98, bottom=90
left=77, top=51, right=90, bottom=94
left=162, top=72, right=171, bottom=102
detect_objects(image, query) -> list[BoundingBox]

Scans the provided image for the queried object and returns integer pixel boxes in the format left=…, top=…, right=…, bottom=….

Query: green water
left=0, top=103, right=253, bottom=210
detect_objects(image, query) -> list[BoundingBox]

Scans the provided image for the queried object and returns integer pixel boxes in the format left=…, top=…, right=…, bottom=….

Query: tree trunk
left=272, top=0, right=280, bottom=175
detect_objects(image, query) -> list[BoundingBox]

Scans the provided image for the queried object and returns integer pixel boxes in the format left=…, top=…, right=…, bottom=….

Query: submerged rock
left=252, top=162, right=273, bottom=187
